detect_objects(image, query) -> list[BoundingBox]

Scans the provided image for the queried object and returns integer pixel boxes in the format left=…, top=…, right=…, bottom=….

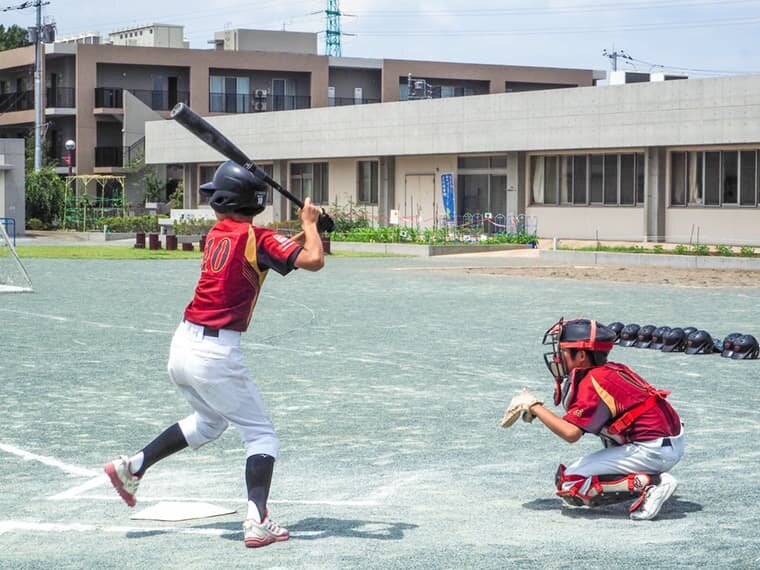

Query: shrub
left=715, top=244, right=732, bottom=257
left=692, top=244, right=710, bottom=256
left=26, top=217, right=45, bottom=230
left=740, top=245, right=755, bottom=257
left=652, top=245, right=664, bottom=254
left=673, top=244, right=688, bottom=255
left=25, top=166, right=65, bottom=228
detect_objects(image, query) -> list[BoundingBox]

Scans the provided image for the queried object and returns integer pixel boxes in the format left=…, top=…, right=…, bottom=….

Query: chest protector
left=564, top=363, right=671, bottom=443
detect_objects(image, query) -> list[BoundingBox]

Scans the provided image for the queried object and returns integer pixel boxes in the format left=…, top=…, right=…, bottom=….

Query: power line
left=344, top=0, right=760, bottom=17
left=343, top=15, right=760, bottom=37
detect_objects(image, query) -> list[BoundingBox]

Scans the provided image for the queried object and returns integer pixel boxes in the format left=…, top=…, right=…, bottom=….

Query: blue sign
left=440, top=173, right=455, bottom=222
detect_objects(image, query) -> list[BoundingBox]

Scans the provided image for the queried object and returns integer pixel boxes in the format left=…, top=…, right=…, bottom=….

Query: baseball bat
left=170, top=102, right=304, bottom=208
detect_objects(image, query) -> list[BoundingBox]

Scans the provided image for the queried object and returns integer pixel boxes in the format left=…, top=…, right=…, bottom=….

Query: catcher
left=500, top=318, right=685, bottom=520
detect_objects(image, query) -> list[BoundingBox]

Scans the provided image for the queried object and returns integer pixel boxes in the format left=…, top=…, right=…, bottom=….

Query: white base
left=130, top=501, right=236, bottom=522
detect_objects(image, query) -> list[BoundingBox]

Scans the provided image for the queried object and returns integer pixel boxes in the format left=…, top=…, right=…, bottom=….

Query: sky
left=3, top=0, right=760, bottom=76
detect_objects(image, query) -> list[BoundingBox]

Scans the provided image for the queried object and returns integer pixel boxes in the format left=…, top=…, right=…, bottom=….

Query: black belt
left=184, top=320, right=220, bottom=338
left=661, top=438, right=672, bottom=447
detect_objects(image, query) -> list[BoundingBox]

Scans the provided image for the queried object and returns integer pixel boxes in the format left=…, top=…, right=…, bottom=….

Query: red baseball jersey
left=184, top=218, right=302, bottom=332
left=562, top=362, right=681, bottom=444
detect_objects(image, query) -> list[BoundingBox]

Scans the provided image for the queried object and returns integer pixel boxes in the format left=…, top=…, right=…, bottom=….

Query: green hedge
left=329, top=226, right=537, bottom=245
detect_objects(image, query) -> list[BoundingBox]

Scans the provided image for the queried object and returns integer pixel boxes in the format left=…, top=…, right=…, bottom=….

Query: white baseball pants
left=167, top=320, right=279, bottom=458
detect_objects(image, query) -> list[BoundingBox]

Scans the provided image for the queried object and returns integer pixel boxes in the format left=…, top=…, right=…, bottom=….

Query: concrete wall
left=0, top=139, right=26, bottom=235
left=147, top=75, right=760, bottom=165
left=526, top=206, right=646, bottom=241
left=216, top=29, right=318, bottom=55
left=665, top=208, right=760, bottom=246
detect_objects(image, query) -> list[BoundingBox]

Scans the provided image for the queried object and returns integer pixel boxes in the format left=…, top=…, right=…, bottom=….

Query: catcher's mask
left=543, top=318, right=616, bottom=407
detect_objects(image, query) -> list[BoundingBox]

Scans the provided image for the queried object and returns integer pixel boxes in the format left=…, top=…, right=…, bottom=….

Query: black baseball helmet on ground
left=721, top=332, right=743, bottom=358
left=619, top=324, right=640, bottom=347
left=650, top=326, right=672, bottom=350
left=607, top=322, right=625, bottom=343
left=634, top=325, right=657, bottom=348
left=682, top=326, right=698, bottom=339
left=200, top=161, right=269, bottom=215
left=731, top=334, right=759, bottom=360
left=661, top=328, right=686, bottom=352
left=685, top=330, right=716, bottom=355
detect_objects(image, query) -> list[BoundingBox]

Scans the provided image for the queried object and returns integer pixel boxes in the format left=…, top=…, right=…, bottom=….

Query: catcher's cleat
left=630, top=473, right=678, bottom=521
left=243, top=512, right=289, bottom=548
left=103, top=455, right=141, bottom=507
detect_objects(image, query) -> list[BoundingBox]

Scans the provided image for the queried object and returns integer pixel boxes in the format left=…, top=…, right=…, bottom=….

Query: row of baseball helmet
left=606, top=323, right=759, bottom=359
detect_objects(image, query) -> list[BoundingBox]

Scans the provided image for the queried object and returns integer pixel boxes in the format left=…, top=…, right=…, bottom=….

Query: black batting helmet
left=685, top=330, right=716, bottom=355
left=607, top=322, right=625, bottom=343
left=650, top=326, right=671, bottom=350
left=661, top=328, right=686, bottom=353
left=731, top=334, right=759, bottom=360
left=200, top=161, right=269, bottom=215
left=619, top=324, right=641, bottom=347
left=634, top=325, right=657, bottom=349
left=721, top=332, right=743, bottom=358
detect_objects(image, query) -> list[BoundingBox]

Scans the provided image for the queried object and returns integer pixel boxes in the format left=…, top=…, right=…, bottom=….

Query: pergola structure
left=63, top=175, right=127, bottom=230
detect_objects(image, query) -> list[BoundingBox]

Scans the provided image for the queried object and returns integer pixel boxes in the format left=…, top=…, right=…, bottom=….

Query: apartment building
left=0, top=25, right=595, bottom=206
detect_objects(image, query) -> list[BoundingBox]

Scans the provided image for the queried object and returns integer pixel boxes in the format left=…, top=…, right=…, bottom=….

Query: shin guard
left=555, top=464, right=652, bottom=507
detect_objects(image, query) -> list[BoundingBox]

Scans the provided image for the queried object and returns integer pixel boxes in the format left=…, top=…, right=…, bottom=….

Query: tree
left=26, top=166, right=65, bottom=228
left=0, top=25, right=31, bottom=51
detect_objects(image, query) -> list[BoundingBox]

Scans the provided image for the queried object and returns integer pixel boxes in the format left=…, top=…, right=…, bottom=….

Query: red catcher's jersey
left=183, top=218, right=302, bottom=332
left=562, top=362, right=681, bottom=443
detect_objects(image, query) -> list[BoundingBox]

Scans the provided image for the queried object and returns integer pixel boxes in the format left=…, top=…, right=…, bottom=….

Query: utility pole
left=602, top=48, right=630, bottom=72
left=1, top=1, right=52, bottom=169
left=33, top=0, right=43, bottom=170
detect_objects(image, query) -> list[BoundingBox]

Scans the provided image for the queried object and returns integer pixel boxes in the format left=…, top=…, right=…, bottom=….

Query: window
left=457, top=155, right=509, bottom=215
left=704, top=151, right=721, bottom=205
left=671, top=149, right=760, bottom=207
left=531, top=152, right=645, bottom=206
left=589, top=155, right=603, bottom=203
left=722, top=151, right=738, bottom=205
left=603, top=155, right=618, bottom=204
left=209, top=75, right=250, bottom=113
left=198, top=164, right=221, bottom=205
left=740, top=151, right=757, bottom=206
left=357, top=161, right=378, bottom=204
left=290, top=162, right=329, bottom=217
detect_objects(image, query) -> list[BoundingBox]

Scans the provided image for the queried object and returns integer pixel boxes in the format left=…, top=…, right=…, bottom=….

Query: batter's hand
left=299, top=197, right=321, bottom=227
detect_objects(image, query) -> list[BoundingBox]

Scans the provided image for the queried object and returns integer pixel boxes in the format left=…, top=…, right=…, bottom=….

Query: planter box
left=330, top=242, right=533, bottom=257
left=540, top=250, right=760, bottom=271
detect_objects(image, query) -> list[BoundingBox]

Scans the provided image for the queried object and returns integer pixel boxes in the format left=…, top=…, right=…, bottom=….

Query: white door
left=354, top=87, right=363, bottom=104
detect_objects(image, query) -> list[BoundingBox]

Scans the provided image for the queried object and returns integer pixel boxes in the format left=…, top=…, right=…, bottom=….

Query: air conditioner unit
left=253, top=100, right=267, bottom=112
left=254, top=89, right=267, bottom=99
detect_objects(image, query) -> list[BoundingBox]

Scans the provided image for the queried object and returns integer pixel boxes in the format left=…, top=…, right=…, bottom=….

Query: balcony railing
left=328, top=97, right=380, bottom=107
left=95, top=87, right=190, bottom=111
left=46, top=86, right=76, bottom=108
left=209, top=92, right=311, bottom=114
left=0, top=90, right=34, bottom=113
left=94, top=139, right=145, bottom=168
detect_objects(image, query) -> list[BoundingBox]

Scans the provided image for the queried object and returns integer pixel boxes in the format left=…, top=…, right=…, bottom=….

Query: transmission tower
left=325, top=0, right=342, bottom=56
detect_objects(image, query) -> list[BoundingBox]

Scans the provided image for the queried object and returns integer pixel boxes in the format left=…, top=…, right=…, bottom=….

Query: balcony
left=46, top=86, right=75, bottom=108
left=94, top=138, right=145, bottom=168
left=209, top=92, right=311, bottom=114
left=95, top=87, right=190, bottom=111
left=0, top=90, right=34, bottom=112
left=328, top=97, right=380, bottom=107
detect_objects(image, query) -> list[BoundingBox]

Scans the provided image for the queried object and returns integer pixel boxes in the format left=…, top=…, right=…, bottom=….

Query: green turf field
left=1, top=256, right=759, bottom=569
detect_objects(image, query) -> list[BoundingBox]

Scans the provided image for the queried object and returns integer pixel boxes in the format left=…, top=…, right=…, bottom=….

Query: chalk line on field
left=0, top=443, right=98, bottom=477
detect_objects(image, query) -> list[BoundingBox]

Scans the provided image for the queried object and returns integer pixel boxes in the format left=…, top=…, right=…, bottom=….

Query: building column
left=272, top=160, right=288, bottom=223
left=182, top=163, right=198, bottom=208
left=645, top=147, right=666, bottom=242
left=378, top=156, right=395, bottom=227
left=506, top=152, right=525, bottom=216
